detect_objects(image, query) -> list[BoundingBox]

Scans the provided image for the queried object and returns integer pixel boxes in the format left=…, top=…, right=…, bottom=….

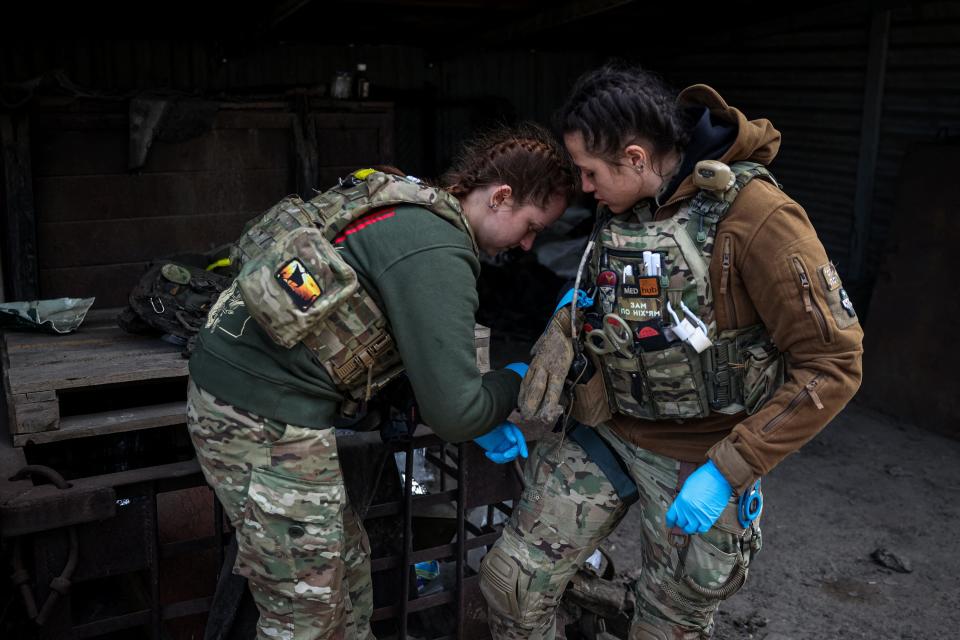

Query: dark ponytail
left=555, top=63, right=693, bottom=164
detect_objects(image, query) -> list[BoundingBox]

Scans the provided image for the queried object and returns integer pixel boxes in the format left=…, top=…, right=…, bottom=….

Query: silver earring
left=489, top=203, right=498, bottom=210
left=635, top=163, right=644, bottom=173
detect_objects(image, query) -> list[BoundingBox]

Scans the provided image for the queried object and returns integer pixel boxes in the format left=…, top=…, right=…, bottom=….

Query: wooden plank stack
left=2, top=311, right=188, bottom=447
left=3, top=311, right=495, bottom=448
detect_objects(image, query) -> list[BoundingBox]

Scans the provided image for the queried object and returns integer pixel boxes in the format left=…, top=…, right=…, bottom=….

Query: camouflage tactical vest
left=586, top=161, right=785, bottom=421
left=232, top=170, right=475, bottom=413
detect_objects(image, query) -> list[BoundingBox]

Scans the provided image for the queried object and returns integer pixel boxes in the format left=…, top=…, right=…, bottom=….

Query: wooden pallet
left=2, top=310, right=188, bottom=447
left=2, top=309, right=494, bottom=448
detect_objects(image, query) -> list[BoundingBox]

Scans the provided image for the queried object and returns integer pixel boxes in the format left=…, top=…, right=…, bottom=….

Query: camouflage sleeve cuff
left=707, top=438, right=758, bottom=496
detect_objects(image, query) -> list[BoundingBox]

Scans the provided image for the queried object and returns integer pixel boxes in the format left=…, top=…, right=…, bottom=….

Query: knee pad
left=479, top=547, right=521, bottom=619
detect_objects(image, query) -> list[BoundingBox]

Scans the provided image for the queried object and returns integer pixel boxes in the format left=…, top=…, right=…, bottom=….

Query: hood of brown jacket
left=665, top=85, right=782, bottom=206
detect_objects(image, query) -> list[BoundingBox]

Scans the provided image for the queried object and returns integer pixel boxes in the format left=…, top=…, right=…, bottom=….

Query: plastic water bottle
left=415, top=560, right=440, bottom=592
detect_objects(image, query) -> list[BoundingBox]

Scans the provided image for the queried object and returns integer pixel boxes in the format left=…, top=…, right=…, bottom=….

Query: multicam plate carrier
left=232, top=170, right=474, bottom=411
left=588, top=162, right=785, bottom=421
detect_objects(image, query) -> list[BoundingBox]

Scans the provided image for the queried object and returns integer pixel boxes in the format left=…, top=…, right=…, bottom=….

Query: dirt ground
left=601, top=401, right=960, bottom=640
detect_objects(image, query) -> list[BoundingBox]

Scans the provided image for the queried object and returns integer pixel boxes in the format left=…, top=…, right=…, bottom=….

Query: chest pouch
left=586, top=162, right=785, bottom=422
left=593, top=211, right=715, bottom=420
left=237, top=225, right=359, bottom=349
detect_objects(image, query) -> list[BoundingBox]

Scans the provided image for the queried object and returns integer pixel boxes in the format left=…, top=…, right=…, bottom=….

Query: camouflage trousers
left=187, top=380, right=374, bottom=640
left=480, top=423, right=761, bottom=640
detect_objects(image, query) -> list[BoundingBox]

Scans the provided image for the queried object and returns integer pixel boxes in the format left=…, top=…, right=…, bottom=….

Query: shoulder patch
left=819, top=263, right=842, bottom=291
left=276, top=258, right=323, bottom=310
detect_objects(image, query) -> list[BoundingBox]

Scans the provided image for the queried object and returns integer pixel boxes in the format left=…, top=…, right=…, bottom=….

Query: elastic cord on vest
left=571, top=240, right=595, bottom=341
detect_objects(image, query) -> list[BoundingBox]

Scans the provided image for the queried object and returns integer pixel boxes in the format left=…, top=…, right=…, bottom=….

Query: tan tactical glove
left=518, top=306, right=578, bottom=428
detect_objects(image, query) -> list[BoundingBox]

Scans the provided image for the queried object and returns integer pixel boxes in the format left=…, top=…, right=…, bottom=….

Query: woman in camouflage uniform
left=187, top=124, right=577, bottom=640
left=481, top=66, right=863, bottom=639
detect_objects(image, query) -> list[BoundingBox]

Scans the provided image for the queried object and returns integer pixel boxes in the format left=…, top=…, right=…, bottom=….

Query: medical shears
left=585, top=313, right=635, bottom=357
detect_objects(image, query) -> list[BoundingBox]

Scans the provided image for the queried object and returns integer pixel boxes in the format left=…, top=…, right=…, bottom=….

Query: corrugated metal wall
left=439, top=3, right=960, bottom=303
left=874, top=3, right=960, bottom=285
left=643, top=12, right=870, bottom=279
left=643, top=2, right=960, bottom=300
left=435, top=50, right=603, bottom=169
left=3, top=3, right=960, bottom=298
left=0, top=41, right=427, bottom=93
left=30, top=106, right=293, bottom=306
left=0, top=41, right=434, bottom=172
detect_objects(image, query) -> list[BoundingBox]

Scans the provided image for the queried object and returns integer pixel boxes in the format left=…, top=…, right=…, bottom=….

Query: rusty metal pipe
left=399, top=442, right=414, bottom=639
left=456, top=443, right=466, bottom=640
left=11, top=464, right=71, bottom=489
left=34, top=527, right=79, bottom=626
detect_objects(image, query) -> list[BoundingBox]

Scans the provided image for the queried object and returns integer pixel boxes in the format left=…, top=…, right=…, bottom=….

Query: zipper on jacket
left=792, top=257, right=830, bottom=343
left=719, top=236, right=738, bottom=326
left=806, top=376, right=825, bottom=409
left=656, top=192, right=695, bottom=213
left=761, top=374, right=825, bottom=434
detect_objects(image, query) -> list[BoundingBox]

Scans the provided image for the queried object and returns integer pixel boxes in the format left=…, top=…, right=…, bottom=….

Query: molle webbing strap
left=309, top=171, right=475, bottom=253
left=707, top=338, right=734, bottom=409
left=568, top=422, right=639, bottom=506
left=330, top=332, right=393, bottom=386
left=687, top=162, right=778, bottom=238
left=314, top=177, right=373, bottom=238
left=704, top=324, right=774, bottom=412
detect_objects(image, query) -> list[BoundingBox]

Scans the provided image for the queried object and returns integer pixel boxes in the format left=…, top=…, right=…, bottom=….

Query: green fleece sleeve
left=373, top=244, right=522, bottom=442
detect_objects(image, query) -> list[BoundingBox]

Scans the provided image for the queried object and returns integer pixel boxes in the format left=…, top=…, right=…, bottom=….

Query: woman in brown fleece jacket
left=480, top=65, right=864, bottom=640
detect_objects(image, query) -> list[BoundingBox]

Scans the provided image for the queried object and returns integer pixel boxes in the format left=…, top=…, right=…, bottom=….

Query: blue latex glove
left=554, top=288, right=594, bottom=314
left=665, top=460, right=733, bottom=534
left=504, top=362, right=528, bottom=379
left=474, top=422, right=529, bottom=464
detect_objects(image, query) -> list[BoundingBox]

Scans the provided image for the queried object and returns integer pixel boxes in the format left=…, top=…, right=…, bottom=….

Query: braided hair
left=442, top=122, right=577, bottom=208
left=556, top=63, right=694, bottom=165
